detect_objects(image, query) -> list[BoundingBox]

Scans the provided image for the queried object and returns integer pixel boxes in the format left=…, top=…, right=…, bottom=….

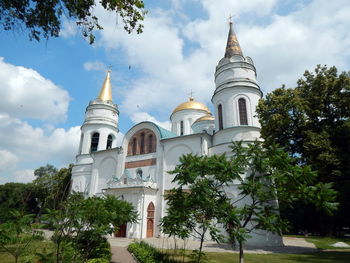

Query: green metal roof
left=140, top=121, right=177, bottom=139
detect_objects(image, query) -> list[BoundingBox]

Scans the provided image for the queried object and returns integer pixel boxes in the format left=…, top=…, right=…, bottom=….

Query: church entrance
left=146, top=202, right=155, bottom=238
left=146, top=219, right=154, bottom=237
left=115, top=224, right=127, bottom=237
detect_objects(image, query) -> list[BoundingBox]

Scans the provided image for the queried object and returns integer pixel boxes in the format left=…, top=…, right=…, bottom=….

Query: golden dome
left=172, top=98, right=210, bottom=115
left=194, top=114, right=215, bottom=123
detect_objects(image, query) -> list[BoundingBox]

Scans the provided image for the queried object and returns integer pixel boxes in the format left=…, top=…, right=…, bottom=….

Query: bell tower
left=212, top=22, right=262, bottom=131
left=78, top=71, right=119, bottom=156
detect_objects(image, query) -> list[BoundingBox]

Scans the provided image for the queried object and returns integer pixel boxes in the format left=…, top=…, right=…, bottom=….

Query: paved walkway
left=108, top=236, right=317, bottom=259
left=110, top=246, right=136, bottom=263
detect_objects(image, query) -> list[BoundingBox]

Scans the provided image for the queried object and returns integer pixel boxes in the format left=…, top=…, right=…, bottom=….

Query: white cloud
left=13, top=169, right=35, bottom=184
left=60, top=19, right=79, bottom=38
left=0, top=114, right=80, bottom=163
left=84, top=61, right=107, bottom=71
left=0, top=58, right=70, bottom=122
left=0, top=150, right=18, bottom=172
left=91, top=0, right=350, bottom=126
left=131, top=111, right=171, bottom=130
left=0, top=114, right=80, bottom=182
left=238, top=0, right=350, bottom=90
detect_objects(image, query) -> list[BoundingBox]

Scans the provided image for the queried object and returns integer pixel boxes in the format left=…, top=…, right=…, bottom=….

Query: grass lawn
left=305, top=236, right=350, bottom=250
left=207, top=251, right=350, bottom=263
left=165, top=235, right=350, bottom=263
left=165, top=250, right=350, bottom=263
left=0, top=240, right=54, bottom=263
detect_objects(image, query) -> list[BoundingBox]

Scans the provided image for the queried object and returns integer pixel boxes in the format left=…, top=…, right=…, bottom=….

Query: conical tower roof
left=224, top=22, right=243, bottom=58
left=98, top=71, right=113, bottom=101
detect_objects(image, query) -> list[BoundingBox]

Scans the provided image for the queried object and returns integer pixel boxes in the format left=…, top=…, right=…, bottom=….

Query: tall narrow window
left=148, top=134, right=153, bottom=153
left=106, top=134, right=113, bottom=149
left=90, top=132, right=99, bottom=153
left=218, top=104, right=223, bottom=130
left=146, top=202, right=155, bottom=238
left=132, top=138, right=137, bottom=155
left=140, top=133, right=145, bottom=154
left=238, top=98, right=248, bottom=125
left=79, top=134, right=84, bottom=154
left=180, top=121, right=184, bottom=136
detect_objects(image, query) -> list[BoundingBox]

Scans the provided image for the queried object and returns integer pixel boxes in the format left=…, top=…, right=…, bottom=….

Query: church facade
left=71, top=23, right=283, bottom=246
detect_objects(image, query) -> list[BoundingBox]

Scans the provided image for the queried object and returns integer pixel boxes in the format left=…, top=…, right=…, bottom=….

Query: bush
left=86, top=258, right=110, bottom=263
left=73, top=230, right=112, bottom=261
left=127, top=241, right=177, bottom=263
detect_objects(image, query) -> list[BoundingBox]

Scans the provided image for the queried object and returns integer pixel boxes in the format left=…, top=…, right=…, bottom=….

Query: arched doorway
left=115, top=224, right=127, bottom=237
left=146, top=202, right=155, bottom=238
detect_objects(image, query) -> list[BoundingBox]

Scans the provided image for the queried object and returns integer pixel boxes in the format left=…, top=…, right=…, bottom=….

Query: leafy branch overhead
left=0, top=0, right=147, bottom=43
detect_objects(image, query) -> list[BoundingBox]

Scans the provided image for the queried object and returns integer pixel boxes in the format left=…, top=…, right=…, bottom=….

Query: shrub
left=87, top=258, right=110, bottom=263
left=127, top=241, right=177, bottom=263
left=73, top=230, right=112, bottom=261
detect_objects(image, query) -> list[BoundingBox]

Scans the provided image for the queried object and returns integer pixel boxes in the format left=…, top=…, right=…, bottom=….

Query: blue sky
left=1, top=0, right=349, bottom=183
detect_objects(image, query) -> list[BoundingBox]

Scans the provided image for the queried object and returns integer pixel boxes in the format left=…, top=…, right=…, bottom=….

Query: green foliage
left=0, top=164, right=72, bottom=225
left=0, top=183, right=39, bottom=223
left=128, top=241, right=177, bottom=263
left=73, top=230, right=111, bottom=260
left=162, top=154, right=230, bottom=262
left=33, top=164, right=72, bottom=212
left=0, top=210, right=43, bottom=263
left=163, top=141, right=337, bottom=263
left=86, top=258, right=110, bottom=263
left=0, top=0, right=146, bottom=43
left=189, top=250, right=210, bottom=263
left=257, top=65, right=350, bottom=234
left=34, top=246, right=55, bottom=263
left=223, top=142, right=337, bottom=244
left=47, top=192, right=137, bottom=262
left=305, top=236, right=350, bottom=250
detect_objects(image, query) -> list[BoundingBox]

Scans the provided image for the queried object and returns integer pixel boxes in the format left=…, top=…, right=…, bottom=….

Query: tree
left=33, top=164, right=72, bottom=213
left=0, top=210, right=43, bottom=263
left=256, top=65, right=350, bottom=234
left=161, top=155, right=228, bottom=262
left=0, top=183, right=39, bottom=223
left=0, top=0, right=146, bottom=43
left=163, top=141, right=337, bottom=263
left=46, top=192, right=138, bottom=263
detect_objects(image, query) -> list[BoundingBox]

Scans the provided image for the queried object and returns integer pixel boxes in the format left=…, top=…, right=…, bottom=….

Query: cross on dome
left=188, top=89, right=194, bottom=101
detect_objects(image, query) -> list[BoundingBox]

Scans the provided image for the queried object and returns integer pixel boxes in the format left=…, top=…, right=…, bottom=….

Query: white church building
left=71, top=23, right=283, bottom=246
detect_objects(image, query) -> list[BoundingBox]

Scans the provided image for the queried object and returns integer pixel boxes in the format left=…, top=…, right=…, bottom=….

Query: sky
left=0, top=0, right=350, bottom=184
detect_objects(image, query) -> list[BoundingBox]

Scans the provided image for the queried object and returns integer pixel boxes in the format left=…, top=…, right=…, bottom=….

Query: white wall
left=171, top=110, right=209, bottom=136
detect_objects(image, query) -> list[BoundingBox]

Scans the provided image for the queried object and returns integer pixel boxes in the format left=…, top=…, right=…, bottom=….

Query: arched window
left=147, top=202, right=155, bottom=218
left=238, top=98, right=248, bottom=125
left=148, top=134, right=153, bottom=153
left=180, top=121, right=184, bottom=136
left=106, top=134, right=113, bottom=149
left=140, top=132, right=145, bottom=154
left=218, top=104, right=223, bottom=130
left=90, top=132, right=99, bottom=153
left=132, top=138, right=137, bottom=155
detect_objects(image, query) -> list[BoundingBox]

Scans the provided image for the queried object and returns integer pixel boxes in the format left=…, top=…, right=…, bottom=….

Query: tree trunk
left=198, top=232, right=205, bottom=263
left=56, top=240, right=61, bottom=263
left=239, top=241, right=244, bottom=263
